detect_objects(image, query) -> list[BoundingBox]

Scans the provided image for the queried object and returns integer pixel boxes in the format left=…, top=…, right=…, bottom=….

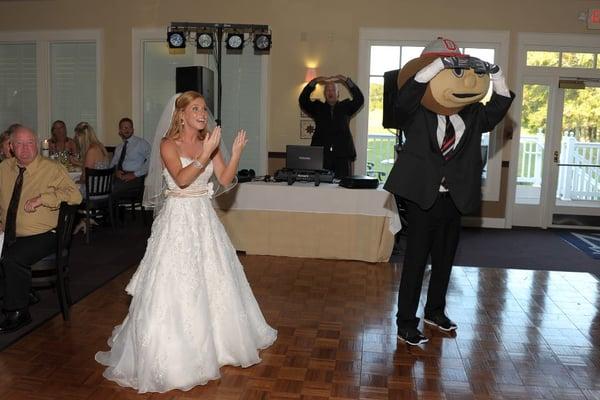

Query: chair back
left=31, top=201, right=79, bottom=320
left=85, top=166, right=115, bottom=201
left=55, top=201, right=79, bottom=265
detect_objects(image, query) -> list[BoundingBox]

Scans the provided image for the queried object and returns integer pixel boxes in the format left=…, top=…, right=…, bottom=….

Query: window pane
left=464, top=48, right=495, bottom=63
left=400, top=46, right=424, bottom=68
left=143, top=40, right=263, bottom=172
left=0, top=43, right=37, bottom=132
left=370, top=46, right=400, bottom=76
left=526, top=51, right=560, bottom=67
left=50, top=42, right=97, bottom=137
left=366, top=76, right=395, bottom=181
left=143, top=41, right=184, bottom=145
left=561, top=52, right=595, bottom=68
left=557, top=87, right=600, bottom=203
left=516, top=84, right=550, bottom=205
left=368, top=77, right=384, bottom=135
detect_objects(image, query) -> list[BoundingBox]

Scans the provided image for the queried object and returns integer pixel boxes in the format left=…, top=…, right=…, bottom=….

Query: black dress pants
left=111, top=175, right=145, bottom=202
left=396, top=193, right=461, bottom=329
left=1, top=231, right=55, bottom=311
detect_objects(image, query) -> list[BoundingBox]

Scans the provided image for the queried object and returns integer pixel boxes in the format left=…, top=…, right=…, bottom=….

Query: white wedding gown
left=95, top=159, right=277, bottom=393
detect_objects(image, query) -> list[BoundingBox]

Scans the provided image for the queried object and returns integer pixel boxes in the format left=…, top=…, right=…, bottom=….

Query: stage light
left=253, top=33, right=272, bottom=52
left=225, top=33, right=244, bottom=50
left=196, top=32, right=214, bottom=50
left=168, top=31, right=186, bottom=49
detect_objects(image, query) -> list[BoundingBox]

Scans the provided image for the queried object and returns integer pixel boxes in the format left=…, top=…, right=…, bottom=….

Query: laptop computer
left=286, top=145, right=324, bottom=171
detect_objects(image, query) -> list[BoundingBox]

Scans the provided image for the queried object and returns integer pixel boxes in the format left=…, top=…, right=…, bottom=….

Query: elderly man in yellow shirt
left=0, top=125, right=82, bottom=334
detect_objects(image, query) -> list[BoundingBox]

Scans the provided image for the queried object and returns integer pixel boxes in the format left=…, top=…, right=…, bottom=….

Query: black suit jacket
left=299, top=79, right=364, bottom=160
left=384, top=78, right=514, bottom=214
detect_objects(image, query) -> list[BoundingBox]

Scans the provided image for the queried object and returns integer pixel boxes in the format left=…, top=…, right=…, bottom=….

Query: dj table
left=214, top=181, right=401, bottom=263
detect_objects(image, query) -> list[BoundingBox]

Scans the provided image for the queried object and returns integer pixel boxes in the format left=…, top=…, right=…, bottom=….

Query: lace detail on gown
left=95, top=158, right=277, bottom=393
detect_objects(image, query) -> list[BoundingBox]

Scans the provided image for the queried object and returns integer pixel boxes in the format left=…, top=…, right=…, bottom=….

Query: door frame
left=507, top=32, right=600, bottom=229
left=546, top=80, right=600, bottom=228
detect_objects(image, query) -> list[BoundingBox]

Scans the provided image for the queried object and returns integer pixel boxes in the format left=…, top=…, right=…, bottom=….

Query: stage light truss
left=167, top=22, right=272, bottom=53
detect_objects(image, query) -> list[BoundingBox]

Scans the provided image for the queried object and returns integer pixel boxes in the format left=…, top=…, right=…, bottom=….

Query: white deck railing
left=519, top=134, right=600, bottom=201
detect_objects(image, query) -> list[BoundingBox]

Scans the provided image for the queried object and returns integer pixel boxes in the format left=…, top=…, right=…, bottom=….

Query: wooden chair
left=84, top=167, right=116, bottom=243
left=31, top=202, right=79, bottom=320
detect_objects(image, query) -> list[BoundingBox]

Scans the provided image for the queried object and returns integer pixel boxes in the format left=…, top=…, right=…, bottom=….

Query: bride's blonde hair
left=164, top=91, right=209, bottom=141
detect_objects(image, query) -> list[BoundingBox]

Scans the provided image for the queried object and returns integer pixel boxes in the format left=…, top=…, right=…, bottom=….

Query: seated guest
left=0, top=125, right=82, bottom=333
left=1, top=123, right=23, bottom=162
left=48, top=120, right=78, bottom=157
left=109, top=117, right=151, bottom=202
left=0, top=130, right=12, bottom=161
left=70, top=121, right=110, bottom=185
left=70, top=122, right=110, bottom=234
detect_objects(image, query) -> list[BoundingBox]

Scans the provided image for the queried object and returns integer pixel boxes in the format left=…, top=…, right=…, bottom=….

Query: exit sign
left=589, top=8, right=600, bottom=29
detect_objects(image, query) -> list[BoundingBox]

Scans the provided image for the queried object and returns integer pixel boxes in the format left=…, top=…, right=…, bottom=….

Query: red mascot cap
left=421, top=37, right=466, bottom=58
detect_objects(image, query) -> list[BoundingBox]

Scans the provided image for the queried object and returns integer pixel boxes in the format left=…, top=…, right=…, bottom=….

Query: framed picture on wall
left=300, top=118, right=315, bottom=139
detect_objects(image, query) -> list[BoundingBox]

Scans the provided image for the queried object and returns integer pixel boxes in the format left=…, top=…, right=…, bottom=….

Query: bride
left=95, top=91, right=277, bottom=393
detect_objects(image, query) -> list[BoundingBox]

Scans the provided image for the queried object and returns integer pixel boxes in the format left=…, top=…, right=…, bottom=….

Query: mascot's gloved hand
left=415, top=58, right=446, bottom=83
left=441, top=56, right=470, bottom=70
left=489, top=65, right=511, bottom=97
left=468, top=57, right=500, bottom=74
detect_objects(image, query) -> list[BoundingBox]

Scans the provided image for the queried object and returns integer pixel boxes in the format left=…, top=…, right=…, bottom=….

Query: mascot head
left=398, top=37, right=491, bottom=115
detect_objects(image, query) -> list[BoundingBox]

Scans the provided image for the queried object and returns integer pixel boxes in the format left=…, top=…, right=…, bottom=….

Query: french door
left=511, top=35, right=600, bottom=228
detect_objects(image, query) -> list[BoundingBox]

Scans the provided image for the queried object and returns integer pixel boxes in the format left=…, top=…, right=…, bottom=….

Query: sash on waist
left=164, top=185, right=213, bottom=198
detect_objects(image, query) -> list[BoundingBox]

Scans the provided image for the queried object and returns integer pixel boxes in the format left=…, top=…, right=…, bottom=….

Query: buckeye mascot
left=384, top=37, right=514, bottom=345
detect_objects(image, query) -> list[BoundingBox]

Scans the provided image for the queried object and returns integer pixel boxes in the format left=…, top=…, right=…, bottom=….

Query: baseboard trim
left=461, top=217, right=506, bottom=229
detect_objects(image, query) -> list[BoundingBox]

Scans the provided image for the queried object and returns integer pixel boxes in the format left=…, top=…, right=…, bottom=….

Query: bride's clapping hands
left=202, top=126, right=222, bottom=158
left=232, top=130, right=248, bottom=158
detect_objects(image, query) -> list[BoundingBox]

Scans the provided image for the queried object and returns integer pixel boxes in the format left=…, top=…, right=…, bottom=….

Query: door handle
left=553, top=150, right=559, bottom=163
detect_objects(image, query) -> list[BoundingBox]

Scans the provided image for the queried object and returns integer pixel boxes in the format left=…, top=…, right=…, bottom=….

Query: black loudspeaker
left=175, top=66, right=215, bottom=114
left=382, top=69, right=400, bottom=129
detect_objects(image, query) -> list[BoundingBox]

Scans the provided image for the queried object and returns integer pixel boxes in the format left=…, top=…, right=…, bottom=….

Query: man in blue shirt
left=110, top=118, right=151, bottom=203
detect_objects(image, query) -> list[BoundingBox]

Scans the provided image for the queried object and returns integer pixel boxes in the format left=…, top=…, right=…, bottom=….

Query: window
left=561, top=52, right=594, bottom=68
left=134, top=29, right=267, bottom=174
left=0, top=30, right=101, bottom=139
left=50, top=42, right=97, bottom=132
left=358, top=29, right=509, bottom=203
left=0, top=43, right=37, bottom=131
left=367, top=45, right=495, bottom=180
left=526, top=51, right=560, bottom=67
left=367, top=46, right=409, bottom=180
left=526, top=50, right=598, bottom=68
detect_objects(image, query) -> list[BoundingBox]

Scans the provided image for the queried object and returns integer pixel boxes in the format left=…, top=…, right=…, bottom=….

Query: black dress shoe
left=0, top=309, right=32, bottom=334
left=397, top=327, right=429, bottom=346
left=424, top=314, right=458, bottom=332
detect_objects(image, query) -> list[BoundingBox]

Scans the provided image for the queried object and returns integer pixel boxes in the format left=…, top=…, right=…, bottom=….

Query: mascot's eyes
left=452, top=68, right=464, bottom=78
left=474, top=71, right=486, bottom=77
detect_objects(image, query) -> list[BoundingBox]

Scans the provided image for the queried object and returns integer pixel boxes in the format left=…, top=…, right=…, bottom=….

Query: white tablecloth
left=214, top=181, right=401, bottom=262
left=215, top=182, right=401, bottom=233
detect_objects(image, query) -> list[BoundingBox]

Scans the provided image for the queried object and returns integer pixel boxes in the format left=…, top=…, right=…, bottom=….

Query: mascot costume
left=384, top=37, right=514, bottom=345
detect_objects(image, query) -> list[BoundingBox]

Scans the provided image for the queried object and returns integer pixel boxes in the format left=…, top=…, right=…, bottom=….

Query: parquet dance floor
left=1, top=255, right=600, bottom=399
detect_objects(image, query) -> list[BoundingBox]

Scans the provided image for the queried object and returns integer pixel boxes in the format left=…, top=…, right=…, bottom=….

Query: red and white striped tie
left=441, top=116, right=455, bottom=160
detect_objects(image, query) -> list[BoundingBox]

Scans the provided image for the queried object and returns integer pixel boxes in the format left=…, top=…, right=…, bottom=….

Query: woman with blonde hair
left=71, top=121, right=110, bottom=183
left=71, top=121, right=110, bottom=234
left=95, top=91, right=276, bottom=393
